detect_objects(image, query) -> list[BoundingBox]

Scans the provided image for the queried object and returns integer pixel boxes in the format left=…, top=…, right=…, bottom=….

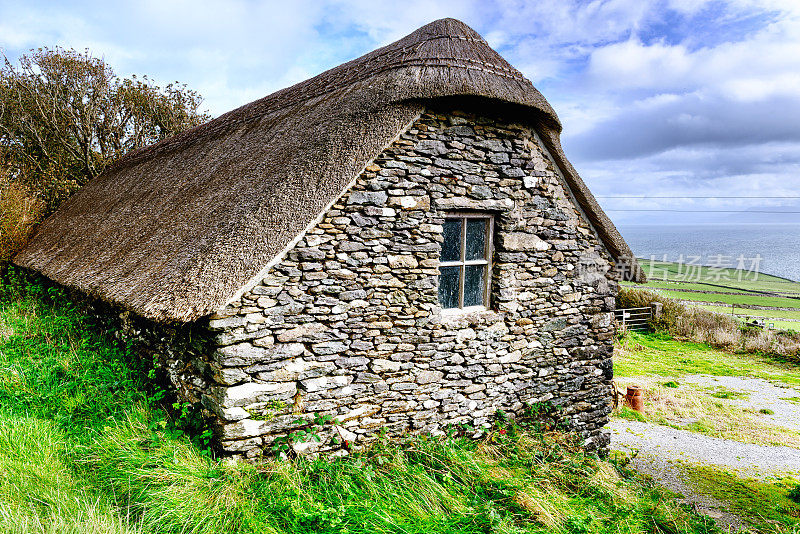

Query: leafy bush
left=616, top=287, right=686, bottom=332
left=0, top=180, right=45, bottom=263
left=0, top=48, right=209, bottom=270
left=1, top=47, right=209, bottom=212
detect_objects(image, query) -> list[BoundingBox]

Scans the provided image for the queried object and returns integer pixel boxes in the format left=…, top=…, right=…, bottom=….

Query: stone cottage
left=15, top=18, right=644, bottom=458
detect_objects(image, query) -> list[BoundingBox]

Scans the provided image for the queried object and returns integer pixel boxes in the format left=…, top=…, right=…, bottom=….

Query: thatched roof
left=14, top=18, right=643, bottom=323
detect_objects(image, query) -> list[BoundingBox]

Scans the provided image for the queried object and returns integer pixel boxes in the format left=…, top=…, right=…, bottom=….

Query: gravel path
left=610, top=410, right=800, bottom=531
left=682, top=374, right=800, bottom=431
left=610, top=419, right=800, bottom=531
left=609, top=420, right=800, bottom=476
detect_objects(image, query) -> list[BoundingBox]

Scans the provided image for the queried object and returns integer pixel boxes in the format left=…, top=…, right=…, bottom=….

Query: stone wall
left=200, top=107, right=619, bottom=459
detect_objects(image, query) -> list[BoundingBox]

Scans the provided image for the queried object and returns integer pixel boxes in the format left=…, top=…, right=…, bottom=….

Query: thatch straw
left=14, top=18, right=642, bottom=323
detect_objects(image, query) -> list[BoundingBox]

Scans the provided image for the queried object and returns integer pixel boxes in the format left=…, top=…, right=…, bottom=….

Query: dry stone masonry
left=193, top=107, right=619, bottom=459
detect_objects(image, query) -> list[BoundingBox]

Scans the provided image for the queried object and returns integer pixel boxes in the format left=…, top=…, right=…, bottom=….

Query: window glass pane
left=464, top=264, right=486, bottom=307
left=465, top=219, right=487, bottom=260
left=438, top=266, right=461, bottom=309
left=441, top=219, right=462, bottom=262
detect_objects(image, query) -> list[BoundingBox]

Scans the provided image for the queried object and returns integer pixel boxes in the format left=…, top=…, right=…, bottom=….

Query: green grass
left=0, top=415, right=142, bottom=534
left=709, top=388, right=749, bottom=400
left=766, top=321, right=800, bottom=333
left=692, top=305, right=800, bottom=322
left=680, top=465, right=800, bottom=533
left=631, top=279, right=800, bottom=299
left=644, top=289, right=800, bottom=310
left=0, top=277, right=721, bottom=533
left=633, top=279, right=800, bottom=297
left=615, top=406, right=646, bottom=423
left=0, top=295, right=149, bottom=437
left=633, top=259, right=800, bottom=295
left=615, top=332, right=800, bottom=387
left=635, top=280, right=755, bottom=294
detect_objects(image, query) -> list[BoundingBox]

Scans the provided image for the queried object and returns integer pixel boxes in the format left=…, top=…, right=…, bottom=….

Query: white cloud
left=1, top=0, right=798, bottom=224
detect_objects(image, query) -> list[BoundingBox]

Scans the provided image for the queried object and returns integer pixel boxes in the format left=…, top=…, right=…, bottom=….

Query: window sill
left=440, top=306, right=503, bottom=327
left=441, top=305, right=487, bottom=316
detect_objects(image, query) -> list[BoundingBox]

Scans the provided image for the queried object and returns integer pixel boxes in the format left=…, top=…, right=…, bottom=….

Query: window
left=438, top=214, right=493, bottom=310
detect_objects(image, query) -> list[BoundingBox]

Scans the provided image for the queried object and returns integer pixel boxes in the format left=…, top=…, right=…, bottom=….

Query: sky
left=1, top=0, right=799, bottom=226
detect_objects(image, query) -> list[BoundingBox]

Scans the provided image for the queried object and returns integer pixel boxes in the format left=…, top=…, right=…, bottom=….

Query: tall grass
left=0, top=415, right=142, bottom=534
left=0, top=274, right=149, bottom=435
left=618, top=287, right=800, bottom=363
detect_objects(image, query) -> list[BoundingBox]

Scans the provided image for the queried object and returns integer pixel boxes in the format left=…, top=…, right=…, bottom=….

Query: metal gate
left=614, top=307, right=652, bottom=332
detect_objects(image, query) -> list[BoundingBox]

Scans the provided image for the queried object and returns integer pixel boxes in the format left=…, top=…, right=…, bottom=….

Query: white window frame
left=439, top=213, right=494, bottom=311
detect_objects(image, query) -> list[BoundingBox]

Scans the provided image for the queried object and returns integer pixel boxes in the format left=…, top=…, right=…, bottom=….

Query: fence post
left=650, top=302, right=663, bottom=320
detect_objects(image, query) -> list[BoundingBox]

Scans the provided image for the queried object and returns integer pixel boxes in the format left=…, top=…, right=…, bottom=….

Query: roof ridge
left=106, top=20, right=531, bottom=174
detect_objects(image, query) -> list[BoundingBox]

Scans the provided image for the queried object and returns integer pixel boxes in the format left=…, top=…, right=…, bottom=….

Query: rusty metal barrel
left=625, top=385, right=644, bottom=412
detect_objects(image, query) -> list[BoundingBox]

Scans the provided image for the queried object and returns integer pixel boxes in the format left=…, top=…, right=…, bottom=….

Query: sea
left=617, top=223, right=800, bottom=283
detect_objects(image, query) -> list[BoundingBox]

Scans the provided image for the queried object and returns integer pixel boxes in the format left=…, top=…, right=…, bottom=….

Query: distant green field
left=632, top=259, right=800, bottom=296
left=648, top=289, right=800, bottom=309
left=765, top=320, right=799, bottom=332
left=691, top=305, right=800, bottom=321
left=638, top=279, right=800, bottom=296
left=622, top=258, right=800, bottom=331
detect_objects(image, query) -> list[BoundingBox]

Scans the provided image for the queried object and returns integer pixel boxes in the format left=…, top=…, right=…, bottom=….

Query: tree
left=0, top=47, right=210, bottom=210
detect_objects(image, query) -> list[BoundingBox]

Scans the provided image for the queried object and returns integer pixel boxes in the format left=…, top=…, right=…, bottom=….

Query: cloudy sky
left=2, top=0, right=799, bottom=226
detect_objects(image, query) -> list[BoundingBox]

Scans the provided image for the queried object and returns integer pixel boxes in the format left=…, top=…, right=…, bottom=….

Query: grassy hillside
left=622, top=259, right=800, bottom=332
left=0, top=277, right=719, bottom=534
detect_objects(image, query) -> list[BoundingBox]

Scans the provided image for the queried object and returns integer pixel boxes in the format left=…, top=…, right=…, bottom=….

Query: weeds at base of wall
left=143, top=351, right=215, bottom=456
left=266, top=402, right=571, bottom=461
left=270, top=413, right=337, bottom=457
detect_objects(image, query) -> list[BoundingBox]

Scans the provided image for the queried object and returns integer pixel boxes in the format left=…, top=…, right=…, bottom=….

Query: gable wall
left=201, top=107, right=618, bottom=458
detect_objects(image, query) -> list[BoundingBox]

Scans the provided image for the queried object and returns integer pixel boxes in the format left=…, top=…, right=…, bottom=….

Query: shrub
left=617, top=287, right=800, bottom=362
left=1, top=47, right=209, bottom=212
left=0, top=180, right=45, bottom=264
left=616, top=287, right=686, bottom=331
left=789, top=483, right=800, bottom=503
